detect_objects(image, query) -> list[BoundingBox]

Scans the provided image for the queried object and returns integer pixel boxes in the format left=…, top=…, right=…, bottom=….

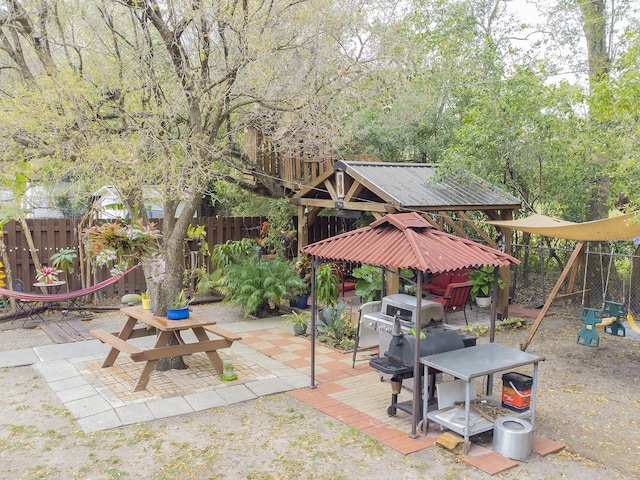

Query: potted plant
left=469, top=266, right=505, bottom=307
left=284, top=310, right=310, bottom=335
left=36, top=265, right=63, bottom=284
left=49, top=248, right=77, bottom=287
left=220, top=362, right=238, bottom=381
left=186, top=224, right=209, bottom=255
left=167, top=290, right=193, bottom=320
left=140, top=292, right=151, bottom=310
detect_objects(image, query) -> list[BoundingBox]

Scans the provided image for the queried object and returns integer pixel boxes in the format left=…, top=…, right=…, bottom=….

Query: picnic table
left=91, top=305, right=241, bottom=391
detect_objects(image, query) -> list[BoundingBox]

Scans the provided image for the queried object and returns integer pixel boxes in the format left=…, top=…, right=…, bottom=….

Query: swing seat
left=577, top=307, right=603, bottom=347
left=602, top=300, right=627, bottom=337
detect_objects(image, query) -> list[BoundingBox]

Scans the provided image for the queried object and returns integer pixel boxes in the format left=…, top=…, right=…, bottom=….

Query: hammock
left=0, top=264, right=140, bottom=321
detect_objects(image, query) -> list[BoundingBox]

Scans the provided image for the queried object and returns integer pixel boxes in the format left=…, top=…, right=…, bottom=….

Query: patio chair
left=336, top=264, right=356, bottom=297
left=430, top=282, right=472, bottom=325
left=10, top=279, right=45, bottom=321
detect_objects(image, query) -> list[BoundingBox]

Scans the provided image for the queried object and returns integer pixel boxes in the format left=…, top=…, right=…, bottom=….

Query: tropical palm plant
left=221, top=257, right=305, bottom=318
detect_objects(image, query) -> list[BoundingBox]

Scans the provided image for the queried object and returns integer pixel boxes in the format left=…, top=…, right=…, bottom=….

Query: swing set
left=575, top=244, right=638, bottom=347
left=486, top=213, right=640, bottom=351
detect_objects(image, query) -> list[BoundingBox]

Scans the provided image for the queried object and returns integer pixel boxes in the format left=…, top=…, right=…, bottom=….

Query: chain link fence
left=509, top=242, right=640, bottom=315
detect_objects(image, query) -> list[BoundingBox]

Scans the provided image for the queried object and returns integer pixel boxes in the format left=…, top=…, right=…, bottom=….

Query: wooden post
left=521, top=242, right=585, bottom=351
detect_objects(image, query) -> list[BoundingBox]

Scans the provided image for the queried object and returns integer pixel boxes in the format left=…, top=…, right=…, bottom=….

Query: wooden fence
left=1, top=216, right=342, bottom=297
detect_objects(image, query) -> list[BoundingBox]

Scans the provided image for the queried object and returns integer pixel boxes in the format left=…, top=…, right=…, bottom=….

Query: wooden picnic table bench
left=91, top=306, right=241, bottom=391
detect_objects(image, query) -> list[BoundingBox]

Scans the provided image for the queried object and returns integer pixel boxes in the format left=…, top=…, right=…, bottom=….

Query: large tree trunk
left=577, top=0, right=610, bottom=88
left=156, top=334, right=188, bottom=371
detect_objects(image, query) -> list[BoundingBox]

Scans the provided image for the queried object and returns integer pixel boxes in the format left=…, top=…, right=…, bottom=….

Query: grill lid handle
left=392, top=310, right=403, bottom=336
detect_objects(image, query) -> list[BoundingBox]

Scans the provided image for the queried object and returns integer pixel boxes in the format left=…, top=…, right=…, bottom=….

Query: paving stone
left=245, top=377, right=292, bottom=397
left=116, top=402, right=156, bottom=425
left=56, top=384, right=101, bottom=403
left=33, top=359, right=81, bottom=383
left=0, top=348, right=39, bottom=367
left=48, top=374, right=90, bottom=392
left=184, top=390, right=226, bottom=411
left=34, top=340, right=109, bottom=361
left=65, top=394, right=113, bottom=419
left=216, top=384, right=257, bottom=404
left=146, top=396, right=194, bottom=419
left=279, top=374, right=310, bottom=390
left=77, top=409, right=123, bottom=433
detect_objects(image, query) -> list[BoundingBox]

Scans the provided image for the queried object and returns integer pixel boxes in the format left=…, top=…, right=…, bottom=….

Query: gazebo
left=300, top=212, right=519, bottom=437
left=292, top=160, right=522, bottom=316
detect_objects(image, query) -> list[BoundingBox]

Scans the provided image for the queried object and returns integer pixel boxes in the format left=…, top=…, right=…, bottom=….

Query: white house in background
left=90, top=185, right=188, bottom=219
left=0, top=184, right=66, bottom=219
left=0, top=183, right=193, bottom=219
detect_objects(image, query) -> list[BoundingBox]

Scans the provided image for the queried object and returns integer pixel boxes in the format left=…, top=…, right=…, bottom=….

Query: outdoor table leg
left=463, top=381, right=471, bottom=455
left=101, top=317, right=138, bottom=368
left=192, top=326, right=224, bottom=373
left=134, top=330, right=172, bottom=392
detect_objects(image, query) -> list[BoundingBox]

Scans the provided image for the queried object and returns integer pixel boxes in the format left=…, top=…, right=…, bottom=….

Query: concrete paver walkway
left=0, top=317, right=308, bottom=434
left=0, top=307, right=564, bottom=476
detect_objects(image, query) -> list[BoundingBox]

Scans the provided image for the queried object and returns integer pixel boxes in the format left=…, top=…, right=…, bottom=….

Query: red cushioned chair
left=431, top=282, right=472, bottom=325
left=422, top=269, right=471, bottom=296
left=336, top=264, right=356, bottom=297
left=422, top=271, right=454, bottom=296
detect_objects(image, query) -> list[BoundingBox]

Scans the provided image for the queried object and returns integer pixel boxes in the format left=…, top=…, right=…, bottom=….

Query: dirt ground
left=0, top=302, right=637, bottom=479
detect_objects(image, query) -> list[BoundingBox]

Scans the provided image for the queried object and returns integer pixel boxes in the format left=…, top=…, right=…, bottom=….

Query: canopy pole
left=490, top=268, right=499, bottom=343
left=410, top=270, right=423, bottom=439
left=309, top=257, right=318, bottom=389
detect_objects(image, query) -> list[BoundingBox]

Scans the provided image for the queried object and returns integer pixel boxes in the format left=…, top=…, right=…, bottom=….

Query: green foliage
left=317, top=300, right=356, bottom=350
left=315, top=263, right=339, bottom=307
left=169, top=290, right=192, bottom=309
left=221, top=258, right=305, bottom=318
left=195, top=268, right=226, bottom=296
left=185, top=224, right=209, bottom=256
left=259, top=198, right=296, bottom=258
left=284, top=310, right=310, bottom=327
left=407, top=327, right=426, bottom=339
left=461, top=323, right=490, bottom=337
left=469, top=267, right=505, bottom=299
left=186, top=225, right=206, bottom=241
left=196, top=239, right=259, bottom=295
left=210, top=238, right=258, bottom=270
left=501, top=317, right=526, bottom=330
left=294, top=255, right=312, bottom=294
left=82, top=221, right=162, bottom=270
left=352, top=264, right=383, bottom=302
left=49, top=248, right=77, bottom=274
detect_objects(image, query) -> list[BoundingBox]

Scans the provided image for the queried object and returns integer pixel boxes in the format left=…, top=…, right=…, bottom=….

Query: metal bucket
left=493, top=416, right=532, bottom=460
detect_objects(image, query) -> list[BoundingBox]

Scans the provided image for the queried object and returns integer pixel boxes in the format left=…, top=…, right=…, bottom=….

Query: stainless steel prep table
left=420, top=342, right=545, bottom=453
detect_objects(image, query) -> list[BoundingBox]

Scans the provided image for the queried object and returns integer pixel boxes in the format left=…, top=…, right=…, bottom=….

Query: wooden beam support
left=521, top=242, right=585, bottom=351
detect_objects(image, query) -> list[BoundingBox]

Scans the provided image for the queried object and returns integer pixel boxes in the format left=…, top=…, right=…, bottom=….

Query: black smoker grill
left=370, top=324, right=475, bottom=416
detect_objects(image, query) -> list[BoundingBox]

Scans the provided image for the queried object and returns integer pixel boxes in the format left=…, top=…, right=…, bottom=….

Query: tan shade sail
left=487, top=213, right=640, bottom=241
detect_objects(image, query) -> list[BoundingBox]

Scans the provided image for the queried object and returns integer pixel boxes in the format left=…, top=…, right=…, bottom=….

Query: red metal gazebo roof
left=300, top=212, right=519, bottom=272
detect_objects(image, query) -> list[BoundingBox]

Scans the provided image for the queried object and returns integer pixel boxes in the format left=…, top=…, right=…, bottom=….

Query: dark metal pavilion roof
left=300, top=212, right=519, bottom=273
left=331, top=161, right=521, bottom=210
